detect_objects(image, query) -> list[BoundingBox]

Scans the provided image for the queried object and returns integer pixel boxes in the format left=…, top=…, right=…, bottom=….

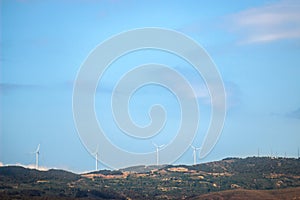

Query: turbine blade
left=35, top=144, right=40, bottom=153
left=152, top=142, right=158, bottom=148
left=93, top=145, right=99, bottom=155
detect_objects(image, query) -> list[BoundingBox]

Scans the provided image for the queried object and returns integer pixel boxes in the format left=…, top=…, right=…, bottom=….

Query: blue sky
left=1, top=0, right=300, bottom=172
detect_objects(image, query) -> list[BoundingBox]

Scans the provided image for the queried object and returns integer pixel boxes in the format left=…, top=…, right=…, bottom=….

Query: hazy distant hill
left=0, top=166, right=79, bottom=183
left=121, top=164, right=167, bottom=173
left=0, top=157, right=299, bottom=199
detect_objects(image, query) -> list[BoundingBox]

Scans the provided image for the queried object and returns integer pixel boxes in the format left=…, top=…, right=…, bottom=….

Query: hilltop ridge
left=1, top=157, right=299, bottom=199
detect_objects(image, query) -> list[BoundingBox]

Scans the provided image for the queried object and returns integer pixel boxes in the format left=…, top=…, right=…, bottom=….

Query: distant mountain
left=1, top=157, right=299, bottom=199
left=120, top=164, right=167, bottom=173
left=84, top=165, right=167, bottom=175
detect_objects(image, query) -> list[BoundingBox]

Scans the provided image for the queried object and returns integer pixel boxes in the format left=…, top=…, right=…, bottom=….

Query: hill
left=0, top=166, right=79, bottom=183
left=189, top=187, right=300, bottom=200
left=120, top=164, right=167, bottom=173
left=0, top=157, right=299, bottom=199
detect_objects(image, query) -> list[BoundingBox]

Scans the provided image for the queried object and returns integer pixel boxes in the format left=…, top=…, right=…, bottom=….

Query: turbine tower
left=153, top=142, right=165, bottom=166
left=93, top=145, right=99, bottom=171
left=191, top=145, right=201, bottom=165
left=34, top=144, right=40, bottom=169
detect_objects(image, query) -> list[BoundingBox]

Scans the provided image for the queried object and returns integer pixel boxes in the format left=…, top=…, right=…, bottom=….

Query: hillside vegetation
left=0, top=157, right=299, bottom=199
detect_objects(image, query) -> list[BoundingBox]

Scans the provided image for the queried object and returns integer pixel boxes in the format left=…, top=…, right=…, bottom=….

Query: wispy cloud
left=0, top=83, right=42, bottom=93
left=271, top=107, right=300, bottom=119
left=286, top=107, right=300, bottom=119
left=0, top=82, right=76, bottom=94
left=227, top=0, right=300, bottom=44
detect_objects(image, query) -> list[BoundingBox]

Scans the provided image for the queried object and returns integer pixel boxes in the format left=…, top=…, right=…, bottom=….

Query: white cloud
left=228, top=0, right=300, bottom=44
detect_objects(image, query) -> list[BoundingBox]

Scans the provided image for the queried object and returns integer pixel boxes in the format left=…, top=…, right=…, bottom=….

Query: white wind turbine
left=191, top=145, right=201, bottom=165
left=93, top=145, right=99, bottom=171
left=153, top=142, right=165, bottom=166
left=33, top=144, right=40, bottom=169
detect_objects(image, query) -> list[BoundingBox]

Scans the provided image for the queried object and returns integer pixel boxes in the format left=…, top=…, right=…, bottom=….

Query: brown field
left=190, top=187, right=300, bottom=200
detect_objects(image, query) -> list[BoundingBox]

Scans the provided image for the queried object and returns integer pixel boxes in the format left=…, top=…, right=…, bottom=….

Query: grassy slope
left=189, top=187, right=300, bottom=200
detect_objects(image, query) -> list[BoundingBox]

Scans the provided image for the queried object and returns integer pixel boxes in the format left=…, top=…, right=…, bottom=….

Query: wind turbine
left=93, top=145, right=99, bottom=171
left=191, top=145, right=201, bottom=165
left=34, top=144, right=40, bottom=169
left=152, top=142, right=165, bottom=166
